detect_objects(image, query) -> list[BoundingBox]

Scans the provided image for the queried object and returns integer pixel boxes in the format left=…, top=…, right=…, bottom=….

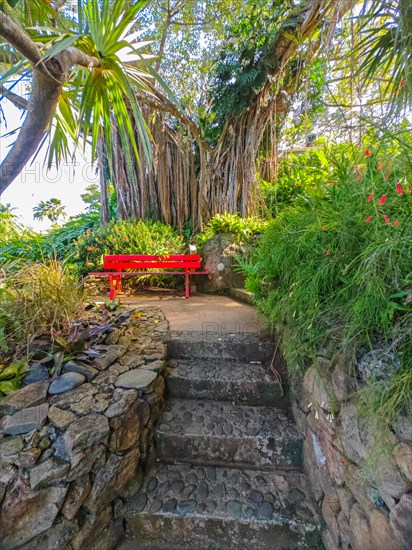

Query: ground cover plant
left=244, top=136, right=412, bottom=423
left=197, top=212, right=267, bottom=246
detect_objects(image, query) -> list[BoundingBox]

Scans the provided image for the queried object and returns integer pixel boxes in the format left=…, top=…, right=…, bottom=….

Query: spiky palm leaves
left=357, top=0, right=411, bottom=119
left=0, top=0, right=166, bottom=191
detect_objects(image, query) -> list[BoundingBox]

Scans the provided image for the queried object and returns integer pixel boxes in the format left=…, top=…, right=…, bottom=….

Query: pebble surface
left=131, top=462, right=318, bottom=524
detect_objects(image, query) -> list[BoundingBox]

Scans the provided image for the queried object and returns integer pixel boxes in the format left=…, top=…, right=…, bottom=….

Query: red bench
left=89, top=254, right=208, bottom=299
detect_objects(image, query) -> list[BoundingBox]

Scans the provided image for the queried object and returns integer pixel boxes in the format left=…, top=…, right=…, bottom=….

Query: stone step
left=167, top=331, right=275, bottom=362
left=122, top=462, right=321, bottom=550
left=166, top=359, right=288, bottom=407
left=229, top=287, right=255, bottom=305
left=155, top=399, right=302, bottom=470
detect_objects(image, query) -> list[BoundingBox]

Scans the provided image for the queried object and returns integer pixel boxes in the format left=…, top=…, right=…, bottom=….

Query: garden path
left=118, top=294, right=321, bottom=549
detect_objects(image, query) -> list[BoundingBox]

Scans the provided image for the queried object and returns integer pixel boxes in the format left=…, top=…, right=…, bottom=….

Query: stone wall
left=0, top=307, right=168, bottom=550
left=292, top=358, right=412, bottom=550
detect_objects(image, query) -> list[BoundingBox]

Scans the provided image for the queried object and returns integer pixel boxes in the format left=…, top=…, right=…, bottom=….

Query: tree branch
left=0, top=12, right=100, bottom=194
left=0, top=11, right=55, bottom=81
left=136, top=89, right=211, bottom=152
left=0, top=84, right=28, bottom=110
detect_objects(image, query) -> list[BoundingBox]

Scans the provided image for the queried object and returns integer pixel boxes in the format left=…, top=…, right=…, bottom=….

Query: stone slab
left=156, top=398, right=302, bottom=469
left=48, top=372, right=86, bottom=395
left=124, top=462, right=320, bottom=549
left=167, top=332, right=275, bottom=363
left=0, top=381, right=49, bottom=416
left=166, top=359, right=287, bottom=407
left=115, top=369, right=158, bottom=391
left=3, top=403, right=49, bottom=435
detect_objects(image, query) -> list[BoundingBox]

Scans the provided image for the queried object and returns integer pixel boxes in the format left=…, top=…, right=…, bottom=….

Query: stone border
left=0, top=307, right=168, bottom=550
left=292, top=360, right=412, bottom=550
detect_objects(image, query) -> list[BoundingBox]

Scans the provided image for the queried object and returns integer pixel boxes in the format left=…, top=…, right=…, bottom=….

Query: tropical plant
left=33, top=198, right=67, bottom=224
left=0, top=0, right=177, bottom=195
left=244, top=137, right=412, bottom=422
left=356, top=0, right=412, bottom=119
left=0, top=359, right=29, bottom=396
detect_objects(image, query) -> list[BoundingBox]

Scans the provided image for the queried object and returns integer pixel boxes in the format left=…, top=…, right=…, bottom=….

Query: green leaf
left=41, top=34, right=82, bottom=62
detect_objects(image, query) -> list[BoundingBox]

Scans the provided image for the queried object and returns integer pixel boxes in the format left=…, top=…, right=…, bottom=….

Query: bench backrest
left=103, top=254, right=202, bottom=271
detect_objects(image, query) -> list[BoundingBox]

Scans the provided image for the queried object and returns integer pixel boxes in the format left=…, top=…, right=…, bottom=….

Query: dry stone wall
left=0, top=307, right=168, bottom=550
left=292, top=358, right=412, bottom=550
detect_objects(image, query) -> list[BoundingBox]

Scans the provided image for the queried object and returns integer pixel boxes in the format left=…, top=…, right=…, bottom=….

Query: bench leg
left=109, top=275, right=122, bottom=300
left=185, top=272, right=190, bottom=299
left=109, top=276, right=115, bottom=300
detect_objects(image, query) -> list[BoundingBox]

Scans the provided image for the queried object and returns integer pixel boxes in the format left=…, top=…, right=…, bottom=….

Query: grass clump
left=0, top=259, right=84, bottom=350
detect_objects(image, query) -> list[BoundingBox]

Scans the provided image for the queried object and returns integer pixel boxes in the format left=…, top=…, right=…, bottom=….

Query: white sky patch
left=0, top=98, right=98, bottom=231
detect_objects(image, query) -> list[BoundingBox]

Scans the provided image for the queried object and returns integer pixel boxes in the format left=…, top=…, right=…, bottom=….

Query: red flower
left=383, top=215, right=390, bottom=224
left=365, top=149, right=371, bottom=158
left=355, top=174, right=362, bottom=182
left=377, top=161, right=384, bottom=172
left=341, top=460, right=346, bottom=465
left=365, top=216, right=373, bottom=223
left=378, top=194, right=387, bottom=206
left=397, top=183, right=403, bottom=196
left=393, top=219, right=399, bottom=227
left=321, top=225, right=327, bottom=231
left=325, top=250, right=329, bottom=256
left=368, top=193, right=373, bottom=202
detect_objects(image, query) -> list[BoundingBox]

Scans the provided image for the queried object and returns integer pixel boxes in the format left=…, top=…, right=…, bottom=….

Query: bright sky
left=0, top=98, right=98, bottom=231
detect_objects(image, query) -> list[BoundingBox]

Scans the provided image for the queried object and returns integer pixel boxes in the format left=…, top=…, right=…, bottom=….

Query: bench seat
left=89, top=254, right=208, bottom=299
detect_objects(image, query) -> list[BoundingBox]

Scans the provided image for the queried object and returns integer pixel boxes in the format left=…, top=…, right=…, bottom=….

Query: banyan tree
left=104, top=0, right=355, bottom=229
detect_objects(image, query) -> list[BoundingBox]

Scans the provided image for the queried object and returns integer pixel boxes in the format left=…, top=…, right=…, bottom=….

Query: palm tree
left=33, top=198, right=66, bottom=224
left=0, top=0, right=173, bottom=195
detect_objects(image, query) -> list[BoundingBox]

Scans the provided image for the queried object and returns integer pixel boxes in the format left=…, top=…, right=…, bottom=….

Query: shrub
left=197, top=212, right=267, bottom=246
left=259, top=145, right=353, bottom=217
left=0, top=212, right=99, bottom=269
left=245, top=140, right=412, bottom=422
left=73, top=219, right=185, bottom=274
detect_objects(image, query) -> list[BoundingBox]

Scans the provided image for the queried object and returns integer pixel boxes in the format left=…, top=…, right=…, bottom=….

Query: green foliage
left=357, top=0, right=412, bottom=119
left=208, top=0, right=294, bottom=135
left=0, top=203, right=21, bottom=243
left=0, top=212, right=99, bottom=268
left=33, top=198, right=66, bottom=224
left=245, top=138, right=412, bottom=422
left=0, top=259, right=84, bottom=349
left=73, top=219, right=185, bottom=273
left=80, top=183, right=117, bottom=216
left=197, top=212, right=267, bottom=246
left=0, top=359, right=29, bottom=397
left=260, top=147, right=332, bottom=215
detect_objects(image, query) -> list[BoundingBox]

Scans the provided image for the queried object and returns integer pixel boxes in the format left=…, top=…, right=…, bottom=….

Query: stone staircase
left=121, top=331, right=321, bottom=549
